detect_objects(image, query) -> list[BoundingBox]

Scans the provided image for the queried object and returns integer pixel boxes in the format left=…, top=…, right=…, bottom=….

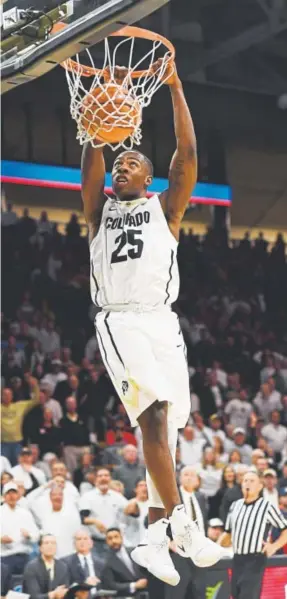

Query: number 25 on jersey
left=111, top=229, right=144, bottom=264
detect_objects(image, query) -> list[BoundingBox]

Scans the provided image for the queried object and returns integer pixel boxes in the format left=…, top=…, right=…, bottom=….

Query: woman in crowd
left=229, top=449, right=243, bottom=471
left=198, top=447, right=224, bottom=514
left=209, top=464, right=236, bottom=518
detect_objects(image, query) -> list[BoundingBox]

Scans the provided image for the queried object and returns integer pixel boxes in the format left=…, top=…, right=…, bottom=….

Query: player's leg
left=138, top=401, right=181, bottom=514
left=134, top=401, right=181, bottom=585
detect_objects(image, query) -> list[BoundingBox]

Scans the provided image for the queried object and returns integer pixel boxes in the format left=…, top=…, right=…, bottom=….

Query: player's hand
left=151, top=57, right=179, bottom=86
left=135, top=579, right=148, bottom=590
left=1, top=535, right=13, bottom=544
left=105, top=65, right=129, bottom=85
left=262, top=541, right=277, bottom=557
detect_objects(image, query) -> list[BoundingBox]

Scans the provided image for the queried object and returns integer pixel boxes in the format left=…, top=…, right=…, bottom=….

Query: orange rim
left=52, top=23, right=175, bottom=78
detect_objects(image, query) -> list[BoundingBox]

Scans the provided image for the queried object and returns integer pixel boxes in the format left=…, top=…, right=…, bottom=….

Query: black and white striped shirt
left=225, top=497, right=287, bottom=555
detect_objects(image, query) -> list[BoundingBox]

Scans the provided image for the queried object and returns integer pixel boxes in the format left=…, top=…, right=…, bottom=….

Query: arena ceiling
left=144, top=0, right=287, bottom=97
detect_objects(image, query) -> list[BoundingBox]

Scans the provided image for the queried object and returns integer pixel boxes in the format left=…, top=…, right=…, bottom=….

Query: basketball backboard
left=1, top=0, right=170, bottom=93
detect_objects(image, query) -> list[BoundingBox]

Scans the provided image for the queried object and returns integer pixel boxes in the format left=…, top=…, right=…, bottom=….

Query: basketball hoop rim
left=52, top=23, right=175, bottom=78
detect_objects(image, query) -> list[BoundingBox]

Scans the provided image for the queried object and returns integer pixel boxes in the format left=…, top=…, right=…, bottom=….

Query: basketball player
left=82, top=61, right=225, bottom=586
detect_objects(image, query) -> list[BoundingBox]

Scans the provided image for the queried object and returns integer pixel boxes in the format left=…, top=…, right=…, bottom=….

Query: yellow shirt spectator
left=1, top=378, right=40, bottom=443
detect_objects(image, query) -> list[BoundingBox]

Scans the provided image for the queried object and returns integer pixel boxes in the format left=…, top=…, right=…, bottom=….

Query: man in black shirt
left=60, top=397, right=89, bottom=475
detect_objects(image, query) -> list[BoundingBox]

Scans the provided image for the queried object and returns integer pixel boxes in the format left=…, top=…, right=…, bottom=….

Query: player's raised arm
left=160, top=63, right=197, bottom=239
left=81, top=144, right=107, bottom=243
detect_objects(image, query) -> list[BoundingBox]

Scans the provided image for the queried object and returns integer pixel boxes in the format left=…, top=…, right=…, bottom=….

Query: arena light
left=1, top=160, right=232, bottom=206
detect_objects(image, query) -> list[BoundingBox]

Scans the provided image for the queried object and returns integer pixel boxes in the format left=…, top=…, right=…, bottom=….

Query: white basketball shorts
left=95, top=306, right=191, bottom=428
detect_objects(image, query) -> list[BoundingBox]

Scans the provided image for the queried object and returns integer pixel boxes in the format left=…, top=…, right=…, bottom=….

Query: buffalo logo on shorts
left=122, top=380, right=129, bottom=396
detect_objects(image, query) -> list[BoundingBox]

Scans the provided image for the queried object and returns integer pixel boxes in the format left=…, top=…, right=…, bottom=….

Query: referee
left=219, top=470, right=287, bottom=599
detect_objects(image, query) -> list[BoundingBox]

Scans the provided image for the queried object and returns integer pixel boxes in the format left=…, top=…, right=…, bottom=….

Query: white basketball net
left=63, top=35, right=173, bottom=150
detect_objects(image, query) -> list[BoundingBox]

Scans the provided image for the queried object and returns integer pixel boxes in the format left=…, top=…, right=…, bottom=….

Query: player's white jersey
left=90, top=194, right=179, bottom=309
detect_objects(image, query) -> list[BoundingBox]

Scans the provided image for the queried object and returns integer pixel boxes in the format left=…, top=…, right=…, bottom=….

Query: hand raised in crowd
left=125, top=498, right=140, bottom=516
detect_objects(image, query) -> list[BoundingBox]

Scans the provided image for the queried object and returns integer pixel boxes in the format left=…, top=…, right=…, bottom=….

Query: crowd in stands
left=1, top=204, right=287, bottom=597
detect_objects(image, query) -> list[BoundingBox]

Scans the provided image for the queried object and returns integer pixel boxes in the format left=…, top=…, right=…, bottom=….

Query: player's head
left=112, top=151, right=153, bottom=200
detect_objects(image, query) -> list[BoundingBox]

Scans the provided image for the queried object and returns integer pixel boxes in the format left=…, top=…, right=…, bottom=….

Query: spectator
left=1, top=470, right=13, bottom=493
left=15, top=479, right=29, bottom=509
left=262, top=469, right=279, bottom=508
left=60, top=397, right=90, bottom=474
left=178, top=425, right=206, bottom=466
left=1, top=377, right=40, bottom=465
left=113, top=445, right=145, bottom=500
left=279, top=460, right=287, bottom=488
left=224, top=388, right=253, bottom=429
left=178, top=466, right=207, bottom=533
left=37, top=210, right=53, bottom=237
left=110, top=480, right=125, bottom=495
left=0, top=455, right=12, bottom=474
left=253, top=382, right=282, bottom=422
left=213, top=436, right=229, bottom=466
left=23, top=534, right=69, bottom=599
left=256, top=456, right=269, bottom=476
left=84, top=335, right=99, bottom=363
left=101, top=528, right=148, bottom=596
left=17, top=291, right=35, bottom=324
left=207, top=518, right=224, bottom=542
left=11, top=447, right=46, bottom=493
left=271, top=488, right=287, bottom=555
left=73, top=449, right=95, bottom=490
left=123, top=480, right=149, bottom=548
left=2, top=203, right=18, bottom=227
left=64, top=529, right=103, bottom=586
left=251, top=449, right=265, bottom=469
left=101, top=420, right=128, bottom=469
left=261, top=410, right=287, bottom=454
left=17, top=208, right=36, bottom=241
left=211, top=465, right=236, bottom=520
left=36, top=408, right=62, bottom=457
left=79, top=468, right=128, bottom=559
left=66, top=214, right=81, bottom=239
left=42, top=362, right=67, bottom=396
left=106, top=418, right=137, bottom=447
left=2, top=335, right=26, bottom=377
left=39, top=383, right=63, bottom=426
left=191, top=411, right=213, bottom=445
left=30, top=443, right=54, bottom=479
left=51, top=461, right=80, bottom=502
left=55, top=375, right=80, bottom=410
left=37, top=321, right=61, bottom=356
left=1, top=481, right=39, bottom=574
left=37, top=486, right=81, bottom=559
left=220, top=464, right=248, bottom=523
left=209, top=414, right=226, bottom=444
left=10, top=376, right=26, bottom=401
left=197, top=447, right=223, bottom=504
left=231, top=428, right=253, bottom=464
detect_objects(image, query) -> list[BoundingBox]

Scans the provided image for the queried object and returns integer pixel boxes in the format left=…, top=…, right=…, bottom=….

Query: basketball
left=79, top=84, right=142, bottom=144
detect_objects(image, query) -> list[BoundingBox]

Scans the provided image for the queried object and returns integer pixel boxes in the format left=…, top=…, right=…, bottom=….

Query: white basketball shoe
left=131, top=519, right=180, bottom=586
left=170, top=504, right=226, bottom=567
